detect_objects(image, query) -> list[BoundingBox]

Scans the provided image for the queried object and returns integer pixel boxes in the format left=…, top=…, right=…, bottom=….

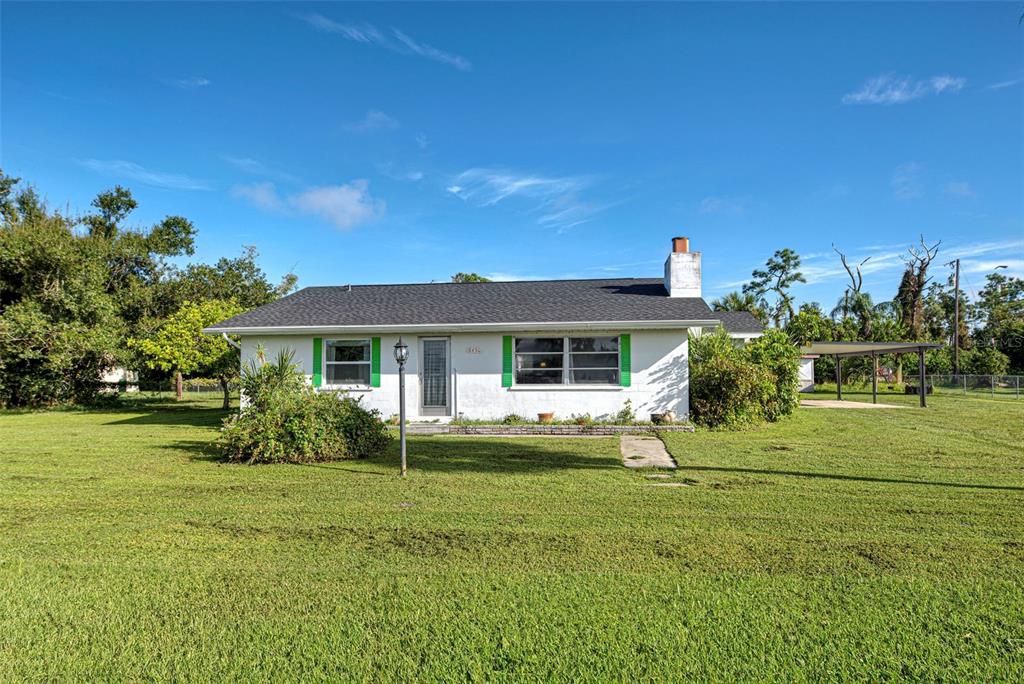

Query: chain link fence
left=927, top=374, right=1022, bottom=400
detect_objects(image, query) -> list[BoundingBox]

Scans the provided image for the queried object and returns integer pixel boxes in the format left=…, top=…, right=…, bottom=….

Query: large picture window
left=514, top=336, right=619, bottom=385
left=325, top=339, right=371, bottom=386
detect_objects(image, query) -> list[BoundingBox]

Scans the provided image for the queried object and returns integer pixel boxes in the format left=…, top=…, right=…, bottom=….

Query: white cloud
left=391, top=29, right=472, bottom=72
left=222, top=156, right=301, bottom=184
left=960, top=258, right=1024, bottom=275
left=290, top=181, right=385, bottom=229
left=946, top=239, right=1024, bottom=260
left=169, top=77, right=211, bottom=89
left=891, top=162, right=924, bottom=200
left=698, top=196, right=748, bottom=215
left=987, top=79, right=1021, bottom=90
left=842, top=73, right=965, bottom=105
left=344, top=110, right=400, bottom=133
left=78, top=159, right=210, bottom=191
left=446, top=168, right=607, bottom=231
left=231, top=182, right=283, bottom=211
left=232, top=180, right=384, bottom=230
left=415, top=133, right=430, bottom=150
left=944, top=181, right=976, bottom=198
left=298, top=14, right=471, bottom=71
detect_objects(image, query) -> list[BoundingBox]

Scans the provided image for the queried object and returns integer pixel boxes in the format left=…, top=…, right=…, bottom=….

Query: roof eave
left=203, top=319, right=721, bottom=336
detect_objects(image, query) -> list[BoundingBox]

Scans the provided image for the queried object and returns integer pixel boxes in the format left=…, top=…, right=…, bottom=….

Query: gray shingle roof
left=715, top=311, right=765, bottom=334
left=206, top=278, right=715, bottom=331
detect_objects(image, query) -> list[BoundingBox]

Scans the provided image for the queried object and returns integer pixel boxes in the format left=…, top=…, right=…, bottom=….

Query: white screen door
left=420, top=338, right=450, bottom=416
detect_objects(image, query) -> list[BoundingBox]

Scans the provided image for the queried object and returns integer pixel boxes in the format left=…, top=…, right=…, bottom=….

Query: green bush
left=219, top=348, right=390, bottom=464
left=960, top=346, right=1011, bottom=375
left=689, top=327, right=800, bottom=428
left=744, top=330, right=801, bottom=421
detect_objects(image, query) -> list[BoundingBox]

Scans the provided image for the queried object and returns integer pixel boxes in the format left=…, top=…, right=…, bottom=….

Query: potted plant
left=537, top=412, right=554, bottom=423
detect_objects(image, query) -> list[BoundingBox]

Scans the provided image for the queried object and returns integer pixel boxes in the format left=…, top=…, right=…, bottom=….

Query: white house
left=206, top=237, right=758, bottom=422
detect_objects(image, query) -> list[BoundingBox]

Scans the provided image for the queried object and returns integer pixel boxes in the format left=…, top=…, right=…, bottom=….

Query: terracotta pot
left=537, top=412, right=554, bottom=424
left=651, top=411, right=675, bottom=425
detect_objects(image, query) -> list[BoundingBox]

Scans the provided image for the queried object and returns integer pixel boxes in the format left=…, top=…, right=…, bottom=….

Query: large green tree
left=132, top=299, right=244, bottom=406
left=743, top=248, right=806, bottom=327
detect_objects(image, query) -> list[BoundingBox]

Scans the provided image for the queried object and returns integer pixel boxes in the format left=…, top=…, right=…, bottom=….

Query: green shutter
left=312, top=337, right=323, bottom=388
left=619, top=334, right=631, bottom=387
left=502, top=336, right=513, bottom=387
left=371, top=337, right=381, bottom=387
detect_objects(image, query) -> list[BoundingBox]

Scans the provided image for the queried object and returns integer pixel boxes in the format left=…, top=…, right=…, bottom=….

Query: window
left=514, top=336, right=619, bottom=385
left=325, top=339, right=371, bottom=386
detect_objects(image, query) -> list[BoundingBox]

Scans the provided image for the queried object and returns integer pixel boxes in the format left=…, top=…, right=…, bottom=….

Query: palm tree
left=710, top=291, right=767, bottom=324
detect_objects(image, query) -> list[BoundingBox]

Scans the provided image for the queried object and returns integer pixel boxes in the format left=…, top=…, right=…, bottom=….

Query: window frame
left=513, top=335, right=621, bottom=386
left=323, top=338, right=373, bottom=388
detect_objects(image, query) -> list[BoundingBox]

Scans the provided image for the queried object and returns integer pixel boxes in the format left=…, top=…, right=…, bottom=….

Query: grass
left=1, top=393, right=1022, bottom=680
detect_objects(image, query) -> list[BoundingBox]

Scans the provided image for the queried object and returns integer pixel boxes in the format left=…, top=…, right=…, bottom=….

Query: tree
left=451, top=272, right=491, bottom=283
left=84, top=186, right=138, bottom=239
left=831, top=245, right=875, bottom=338
left=0, top=172, right=122, bottom=406
left=785, top=303, right=833, bottom=346
left=971, top=271, right=1024, bottom=373
left=159, top=246, right=297, bottom=313
left=894, top=236, right=941, bottom=339
left=710, top=291, right=767, bottom=324
left=132, top=300, right=243, bottom=406
left=743, top=248, right=806, bottom=327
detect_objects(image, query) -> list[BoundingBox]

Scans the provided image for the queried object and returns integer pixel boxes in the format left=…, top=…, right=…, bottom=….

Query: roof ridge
left=301, top=277, right=660, bottom=289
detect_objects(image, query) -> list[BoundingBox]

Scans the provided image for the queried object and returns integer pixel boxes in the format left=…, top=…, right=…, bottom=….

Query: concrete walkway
left=801, top=399, right=905, bottom=409
left=621, top=435, right=677, bottom=469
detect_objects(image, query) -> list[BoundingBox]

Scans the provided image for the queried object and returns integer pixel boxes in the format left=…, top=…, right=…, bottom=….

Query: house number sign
left=465, top=346, right=481, bottom=354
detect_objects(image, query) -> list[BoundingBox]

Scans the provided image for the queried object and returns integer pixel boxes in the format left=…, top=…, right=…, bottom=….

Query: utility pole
left=952, top=258, right=960, bottom=376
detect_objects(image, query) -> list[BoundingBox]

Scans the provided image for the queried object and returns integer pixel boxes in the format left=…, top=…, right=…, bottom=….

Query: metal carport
left=799, top=342, right=943, bottom=407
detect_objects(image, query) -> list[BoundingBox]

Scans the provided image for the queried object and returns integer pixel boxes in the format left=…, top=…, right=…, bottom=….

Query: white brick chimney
left=664, top=236, right=701, bottom=297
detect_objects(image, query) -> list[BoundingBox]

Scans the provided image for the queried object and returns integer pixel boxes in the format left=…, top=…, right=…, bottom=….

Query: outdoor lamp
left=393, top=337, right=410, bottom=365
left=393, top=337, right=409, bottom=477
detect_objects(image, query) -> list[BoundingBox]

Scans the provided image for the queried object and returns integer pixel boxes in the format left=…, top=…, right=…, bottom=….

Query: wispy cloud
left=222, top=155, right=301, bottom=184
left=946, top=239, right=1024, bottom=260
left=298, top=14, right=471, bottom=71
left=961, top=258, right=1024, bottom=277
left=842, top=73, right=965, bottom=105
left=944, top=181, right=976, bottom=198
left=231, top=181, right=282, bottom=211
left=698, top=196, right=748, bottom=215
left=78, top=159, right=211, bottom=191
left=344, top=110, right=400, bottom=133
left=168, top=76, right=211, bottom=90
left=231, top=180, right=384, bottom=230
left=415, top=133, right=430, bottom=150
left=891, top=162, right=924, bottom=200
left=377, top=162, right=424, bottom=182
left=446, top=168, right=608, bottom=231
left=987, top=79, right=1021, bottom=90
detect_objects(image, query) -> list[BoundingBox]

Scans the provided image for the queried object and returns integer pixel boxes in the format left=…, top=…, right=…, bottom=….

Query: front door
left=419, top=337, right=450, bottom=416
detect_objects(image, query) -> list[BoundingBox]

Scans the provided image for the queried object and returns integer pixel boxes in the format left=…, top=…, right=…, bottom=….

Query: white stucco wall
left=798, top=356, right=816, bottom=393
left=239, top=329, right=690, bottom=422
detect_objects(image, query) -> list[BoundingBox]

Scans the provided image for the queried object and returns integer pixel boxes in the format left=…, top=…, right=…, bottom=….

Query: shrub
left=744, top=329, right=801, bottom=421
left=612, top=399, right=636, bottom=424
left=689, top=327, right=800, bottom=428
left=501, top=413, right=525, bottom=424
left=960, top=346, right=1011, bottom=376
left=219, top=348, right=390, bottom=463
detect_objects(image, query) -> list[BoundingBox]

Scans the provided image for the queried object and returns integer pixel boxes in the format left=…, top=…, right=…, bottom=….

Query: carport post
left=871, top=352, right=878, bottom=404
left=917, top=347, right=927, bottom=408
left=835, top=355, right=842, bottom=401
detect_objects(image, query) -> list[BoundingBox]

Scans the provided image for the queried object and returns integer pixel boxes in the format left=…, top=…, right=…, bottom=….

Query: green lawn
left=1, top=394, right=1022, bottom=680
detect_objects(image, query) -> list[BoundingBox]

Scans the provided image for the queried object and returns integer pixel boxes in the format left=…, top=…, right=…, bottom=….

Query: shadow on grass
left=680, top=464, right=1024, bottom=492
left=105, top=404, right=230, bottom=428
left=163, top=435, right=619, bottom=474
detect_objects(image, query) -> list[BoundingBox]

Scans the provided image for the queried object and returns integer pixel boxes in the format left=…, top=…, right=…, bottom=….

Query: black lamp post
left=393, top=337, right=409, bottom=477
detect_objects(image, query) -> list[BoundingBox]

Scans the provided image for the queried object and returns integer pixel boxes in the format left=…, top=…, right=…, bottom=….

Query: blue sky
left=3, top=2, right=1022, bottom=308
